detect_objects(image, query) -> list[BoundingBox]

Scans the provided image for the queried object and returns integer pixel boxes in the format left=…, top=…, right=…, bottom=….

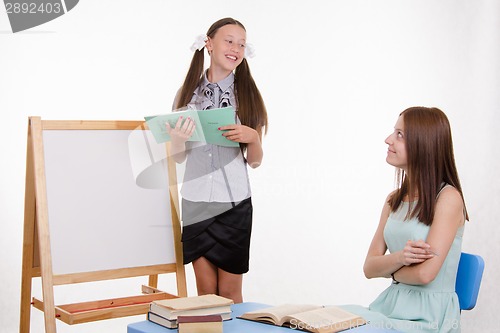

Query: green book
left=145, top=107, right=239, bottom=147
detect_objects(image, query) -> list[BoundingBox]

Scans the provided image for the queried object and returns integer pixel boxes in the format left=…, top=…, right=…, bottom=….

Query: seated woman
left=342, top=107, right=467, bottom=333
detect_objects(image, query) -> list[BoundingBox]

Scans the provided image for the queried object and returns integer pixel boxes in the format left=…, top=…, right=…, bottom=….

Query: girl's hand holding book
left=166, top=116, right=196, bottom=145
left=219, top=124, right=259, bottom=144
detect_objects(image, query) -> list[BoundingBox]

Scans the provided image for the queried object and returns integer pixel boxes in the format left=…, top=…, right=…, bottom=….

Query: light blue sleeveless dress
left=342, top=201, right=464, bottom=332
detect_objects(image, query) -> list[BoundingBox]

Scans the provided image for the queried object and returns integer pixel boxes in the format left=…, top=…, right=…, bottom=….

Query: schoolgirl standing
left=167, top=17, right=267, bottom=303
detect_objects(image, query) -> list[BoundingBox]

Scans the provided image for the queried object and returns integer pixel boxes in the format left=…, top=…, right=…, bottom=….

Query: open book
left=145, top=106, right=239, bottom=147
left=239, top=304, right=366, bottom=333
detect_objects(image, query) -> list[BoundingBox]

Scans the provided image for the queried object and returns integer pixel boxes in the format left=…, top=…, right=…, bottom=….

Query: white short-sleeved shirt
left=174, top=72, right=251, bottom=203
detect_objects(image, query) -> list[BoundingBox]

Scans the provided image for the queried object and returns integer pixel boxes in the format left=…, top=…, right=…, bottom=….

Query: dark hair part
left=176, top=17, right=268, bottom=147
left=388, top=106, right=468, bottom=225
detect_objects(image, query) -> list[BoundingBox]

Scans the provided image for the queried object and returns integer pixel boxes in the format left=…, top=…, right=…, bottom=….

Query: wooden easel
left=19, top=117, right=187, bottom=333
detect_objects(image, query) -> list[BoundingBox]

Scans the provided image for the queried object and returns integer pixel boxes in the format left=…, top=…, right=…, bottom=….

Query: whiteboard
left=42, top=129, right=176, bottom=275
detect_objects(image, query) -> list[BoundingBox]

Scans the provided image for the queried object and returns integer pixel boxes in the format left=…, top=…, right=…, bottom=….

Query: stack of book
left=147, top=294, right=233, bottom=329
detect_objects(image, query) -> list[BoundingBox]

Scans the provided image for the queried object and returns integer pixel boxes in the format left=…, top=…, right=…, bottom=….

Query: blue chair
left=455, top=252, right=484, bottom=311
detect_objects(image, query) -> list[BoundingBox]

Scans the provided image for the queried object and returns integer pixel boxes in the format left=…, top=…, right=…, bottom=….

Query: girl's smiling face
left=206, top=24, right=246, bottom=75
left=385, top=115, right=407, bottom=171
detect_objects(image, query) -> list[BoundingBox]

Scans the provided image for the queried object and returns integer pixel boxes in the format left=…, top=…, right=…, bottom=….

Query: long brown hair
left=176, top=18, right=268, bottom=143
left=388, top=107, right=468, bottom=225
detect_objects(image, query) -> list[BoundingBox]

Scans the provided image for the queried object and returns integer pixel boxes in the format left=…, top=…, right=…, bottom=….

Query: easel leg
left=31, top=117, right=58, bottom=333
left=20, top=123, right=35, bottom=333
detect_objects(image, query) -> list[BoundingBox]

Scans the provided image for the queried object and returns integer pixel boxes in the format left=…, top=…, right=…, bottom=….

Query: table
left=127, top=302, right=398, bottom=333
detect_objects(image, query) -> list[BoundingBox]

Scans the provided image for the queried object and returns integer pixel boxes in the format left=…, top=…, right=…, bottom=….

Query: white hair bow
left=245, top=43, right=256, bottom=59
left=190, top=34, right=207, bottom=52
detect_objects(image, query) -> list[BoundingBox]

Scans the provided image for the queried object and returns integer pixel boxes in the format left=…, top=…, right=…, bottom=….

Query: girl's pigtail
left=235, top=58, right=268, bottom=135
left=176, top=49, right=205, bottom=109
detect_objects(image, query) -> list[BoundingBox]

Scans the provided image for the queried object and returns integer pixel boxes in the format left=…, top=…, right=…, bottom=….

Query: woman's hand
left=166, top=116, right=195, bottom=145
left=399, top=239, right=437, bottom=266
left=219, top=124, right=259, bottom=144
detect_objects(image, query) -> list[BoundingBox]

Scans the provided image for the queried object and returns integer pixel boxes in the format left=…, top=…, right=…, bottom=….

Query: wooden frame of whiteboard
left=19, top=117, right=187, bottom=333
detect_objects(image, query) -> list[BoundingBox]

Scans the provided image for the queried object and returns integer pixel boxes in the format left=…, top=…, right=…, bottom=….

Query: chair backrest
left=455, top=252, right=485, bottom=311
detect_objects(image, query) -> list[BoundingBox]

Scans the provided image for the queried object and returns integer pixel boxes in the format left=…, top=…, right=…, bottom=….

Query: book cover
left=147, top=311, right=177, bottom=329
left=145, top=107, right=239, bottom=147
left=148, top=312, right=231, bottom=329
left=152, top=294, right=233, bottom=312
left=177, top=314, right=223, bottom=324
left=149, top=294, right=233, bottom=321
left=178, top=315, right=223, bottom=333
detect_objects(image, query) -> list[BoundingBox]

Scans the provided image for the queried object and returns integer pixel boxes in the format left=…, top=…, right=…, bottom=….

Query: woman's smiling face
left=385, top=115, right=407, bottom=171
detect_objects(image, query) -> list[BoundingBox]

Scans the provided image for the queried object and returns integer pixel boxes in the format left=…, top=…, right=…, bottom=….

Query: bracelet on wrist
left=391, top=272, right=399, bottom=284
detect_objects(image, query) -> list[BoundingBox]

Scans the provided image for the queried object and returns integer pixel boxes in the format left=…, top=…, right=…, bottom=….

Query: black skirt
left=181, top=197, right=253, bottom=275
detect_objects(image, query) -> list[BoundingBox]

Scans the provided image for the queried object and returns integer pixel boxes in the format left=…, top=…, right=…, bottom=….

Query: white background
left=1, top=0, right=498, bottom=332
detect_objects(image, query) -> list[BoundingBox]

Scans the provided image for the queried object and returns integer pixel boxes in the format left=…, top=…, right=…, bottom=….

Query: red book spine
left=177, top=314, right=223, bottom=324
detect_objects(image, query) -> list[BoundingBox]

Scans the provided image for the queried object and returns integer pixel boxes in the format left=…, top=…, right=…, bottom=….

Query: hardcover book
left=147, top=311, right=231, bottom=329
left=149, top=294, right=233, bottom=322
left=178, top=314, right=223, bottom=333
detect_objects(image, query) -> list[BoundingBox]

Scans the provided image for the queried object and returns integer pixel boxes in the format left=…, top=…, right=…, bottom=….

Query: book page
left=283, top=307, right=366, bottom=333
left=240, top=304, right=321, bottom=325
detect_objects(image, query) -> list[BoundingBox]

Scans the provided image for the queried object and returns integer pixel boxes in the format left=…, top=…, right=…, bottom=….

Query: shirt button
left=209, top=175, right=213, bottom=179
left=208, top=153, right=212, bottom=157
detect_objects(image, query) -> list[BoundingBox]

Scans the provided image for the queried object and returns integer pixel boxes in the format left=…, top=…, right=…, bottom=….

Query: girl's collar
left=203, top=70, right=234, bottom=92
